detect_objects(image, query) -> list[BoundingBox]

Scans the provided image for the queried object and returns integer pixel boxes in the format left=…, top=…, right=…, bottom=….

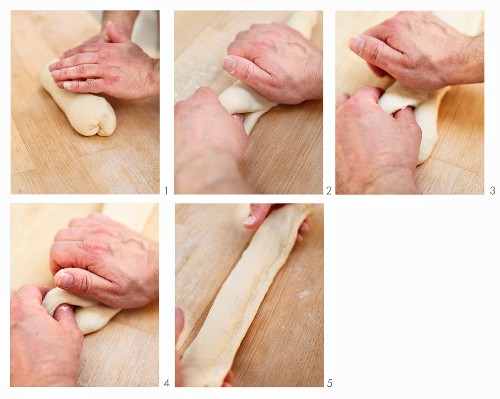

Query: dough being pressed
left=378, top=11, right=483, bottom=164
left=40, top=61, right=116, bottom=137
left=218, top=11, right=319, bottom=133
left=42, top=288, right=121, bottom=335
left=180, top=203, right=312, bottom=386
left=41, top=203, right=156, bottom=335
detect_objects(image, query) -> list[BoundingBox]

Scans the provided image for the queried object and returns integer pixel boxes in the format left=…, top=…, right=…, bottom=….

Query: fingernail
left=55, top=271, right=74, bottom=289
left=51, top=70, right=60, bottom=78
left=222, top=56, right=236, bottom=74
left=349, top=36, right=364, bottom=54
left=63, top=81, right=71, bottom=90
left=244, top=214, right=256, bottom=226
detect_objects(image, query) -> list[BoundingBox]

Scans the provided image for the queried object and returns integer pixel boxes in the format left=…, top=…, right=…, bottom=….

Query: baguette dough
left=40, top=61, right=116, bottom=136
left=218, top=11, right=319, bottom=133
left=41, top=203, right=156, bottom=335
left=378, top=11, right=483, bottom=164
left=181, top=203, right=312, bottom=386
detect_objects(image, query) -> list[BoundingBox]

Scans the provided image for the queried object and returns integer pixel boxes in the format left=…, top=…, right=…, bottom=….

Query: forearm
left=448, top=33, right=484, bottom=86
left=101, top=11, right=140, bottom=39
left=175, top=155, right=251, bottom=194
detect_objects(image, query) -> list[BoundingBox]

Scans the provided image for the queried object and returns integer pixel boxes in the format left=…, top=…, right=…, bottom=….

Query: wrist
left=445, top=34, right=484, bottom=86
left=145, top=58, right=160, bottom=98
left=363, top=169, right=420, bottom=195
left=306, top=52, right=323, bottom=101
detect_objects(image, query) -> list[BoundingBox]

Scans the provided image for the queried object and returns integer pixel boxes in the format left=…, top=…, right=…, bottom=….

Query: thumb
left=393, top=106, right=417, bottom=123
left=244, top=204, right=272, bottom=229
left=54, top=268, right=114, bottom=302
left=222, top=55, right=271, bottom=89
left=53, top=303, right=79, bottom=328
left=349, top=35, right=403, bottom=73
left=105, top=21, right=129, bottom=43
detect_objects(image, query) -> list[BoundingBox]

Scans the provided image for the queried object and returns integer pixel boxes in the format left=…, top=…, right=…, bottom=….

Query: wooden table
left=175, top=204, right=324, bottom=386
left=11, top=11, right=159, bottom=194
left=175, top=12, right=323, bottom=194
left=11, top=204, right=159, bottom=387
left=336, top=11, right=484, bottom=194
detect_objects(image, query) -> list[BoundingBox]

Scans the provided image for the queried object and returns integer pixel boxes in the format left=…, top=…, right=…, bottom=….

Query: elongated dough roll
left=181, top=203, right=312, bottom=386
left=40, top=61, right=116, bottom=136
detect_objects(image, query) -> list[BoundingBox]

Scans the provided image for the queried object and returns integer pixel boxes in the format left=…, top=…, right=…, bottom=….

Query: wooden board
left=10, top=203, right=159, bottom=387
left=11, top=11, right=159, bottom=194
left=336, top=11, right=484, bottom=195
left=175, top=204, right=324, bottom=387
left=175, top=12, right=323, bottom=194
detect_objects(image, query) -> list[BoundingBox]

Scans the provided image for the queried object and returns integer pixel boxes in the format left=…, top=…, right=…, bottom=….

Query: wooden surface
left=175, top=204, right=324, bottom=387
left=175, top=12, right=323, bottom=194
left=11, top=203, right=159, bottom=387
left=336, top=11, right=484, bottom=195
left=11, top=11, right=159, bottom=194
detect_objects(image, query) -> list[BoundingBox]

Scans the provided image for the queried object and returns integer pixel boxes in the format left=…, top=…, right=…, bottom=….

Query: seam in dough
left=180, top=203, right=312, bottom=387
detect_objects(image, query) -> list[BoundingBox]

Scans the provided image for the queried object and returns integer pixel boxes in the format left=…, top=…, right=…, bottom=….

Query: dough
left=41, top=203, right=156, bottom=335
left=181, top=203, right=312, bottom=386
left=218, top=11, right=319, bottom=133
left=40, top=61, right=116, bottom=136
left=378, top=11, right=483, bottom=164
left=42, top=288, right=121, bottom=335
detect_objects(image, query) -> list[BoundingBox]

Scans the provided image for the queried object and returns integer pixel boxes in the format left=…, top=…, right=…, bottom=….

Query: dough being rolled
left=40, top=61, right=116, bottom=136
left=378, top=11, right=483, bottom=164
left=181, top=203, right=312, bottom=387
left=218, top=11, right=319, bottom=133
left=42, top=288, right=121, bottom=335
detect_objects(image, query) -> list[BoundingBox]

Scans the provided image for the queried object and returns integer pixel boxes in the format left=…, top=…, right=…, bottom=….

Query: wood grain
left=174, top=11, right=323, bottom=194
left=175, top=204, right=324, bottom=387
left=336, top=11, right=484, bottom=194
left=11, top=203, right=159, bottom=387
left=11, top=11, right=159, bottom=194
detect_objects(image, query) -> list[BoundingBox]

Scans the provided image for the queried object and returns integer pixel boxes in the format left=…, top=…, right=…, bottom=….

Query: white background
left=2, top=0, right=499, bottom=398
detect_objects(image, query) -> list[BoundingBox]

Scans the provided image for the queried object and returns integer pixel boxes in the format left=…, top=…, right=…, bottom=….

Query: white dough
left=218, top=11, right=319, bottom=134
left=40, top=61, right=116, bottom=137
left=41, top=203, right=156, bottom=335
left=378, top=11, right=483, bottom=164
left=181, top=203, right=312, bottom=387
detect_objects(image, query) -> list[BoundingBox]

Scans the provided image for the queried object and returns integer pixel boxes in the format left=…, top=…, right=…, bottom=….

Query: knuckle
left=76, top=273, right=93, bottom=295
left=76, top=64, right=87, bottom=74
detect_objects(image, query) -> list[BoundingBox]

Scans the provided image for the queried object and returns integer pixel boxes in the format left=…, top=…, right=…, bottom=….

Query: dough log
left=180, top=203, right=312, bottom=387
left=40, top=61, right=116, bottom=136
left=378, top=11, right=483, bottom=164
left=42, top=288, right=121, bottom=335
left=218, top=11, right=319, bottom=133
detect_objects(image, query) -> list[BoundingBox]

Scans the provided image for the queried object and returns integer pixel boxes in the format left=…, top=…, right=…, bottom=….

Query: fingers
left=53, top=303, right=78, bottom=326
left=222, top=370, right=234, bottom=387
left=352, top=86, right=384, bottom=105
left=336, top=92, right=350, bottom=110
left=56, top=78, right=106, bottom=94
left=175, top=307, right=184, bottom=343
left=49, top=53, right=99, bottom=72
left=51, top=64, right=102, bottom=81
left=244, top=204, right=272, bottom=229
left=13, top=284, right=50, bottom=306
left=59, top=41, right=103, bottom=60
left=349, top=35, right=403, bottom=73
left=49, top=241, right=95, bottom=275
left=222, top=55, right=271, bottom=90
left=393, top=106, right=416, bottom=123
left=53, top=268, right=115, bottom=302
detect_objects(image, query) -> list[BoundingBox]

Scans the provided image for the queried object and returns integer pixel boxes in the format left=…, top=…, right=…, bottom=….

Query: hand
left=49, top=21, right=159, bottom=99
left=49, top=212, right=159, bottom=308
left=11, top=285, right=83, bottom=387
left=223, top=22, right=323, bottom=104
left=349, top=11, right=484, bottom=90
left=175, top=307, right=233, bottom=387
left=335, top=87, right=421, bottom=194
left=243, top=204, right=309, bottom=243
left=174, top=87, right=250, bottom=194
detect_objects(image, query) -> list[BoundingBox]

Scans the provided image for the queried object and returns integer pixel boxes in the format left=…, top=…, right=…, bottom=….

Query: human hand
left=49, top=21, right=159, bottom=99
left=10, top=285, right=83, bottom=387
left=243, top=204, right=309, bottom=243
left=223, top=22, right=323, bottom=104
left=349, top=11, right=484, bottom=90
left=50, top=212, right=159, bottom=308
left=175, top=307, right=233, bottom=387
left=335, top=87, right=421, bottom=194
left=174, top=87, right=250, bottom=194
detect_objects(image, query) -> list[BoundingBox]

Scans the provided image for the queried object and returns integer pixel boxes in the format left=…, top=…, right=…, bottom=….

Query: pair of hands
left=49, top=18, right=159, bottom=99
left=175, top=22, right=323, bottom=194
left=336, top=11, right=484, bottom=194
